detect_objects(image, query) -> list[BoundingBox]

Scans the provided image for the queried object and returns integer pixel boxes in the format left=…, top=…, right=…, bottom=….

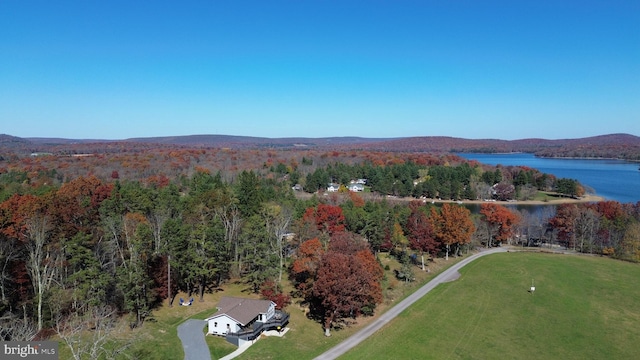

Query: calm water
left=458, top=153, right=640, bottom=204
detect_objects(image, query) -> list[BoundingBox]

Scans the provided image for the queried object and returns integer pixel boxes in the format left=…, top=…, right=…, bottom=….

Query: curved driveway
left=314, top=247, right=507, bottom=360
left=178, top=319, right=210, bottom=360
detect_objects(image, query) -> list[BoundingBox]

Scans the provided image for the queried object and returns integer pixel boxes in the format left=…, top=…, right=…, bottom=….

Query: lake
left=458, top=153, right=640, bottom=204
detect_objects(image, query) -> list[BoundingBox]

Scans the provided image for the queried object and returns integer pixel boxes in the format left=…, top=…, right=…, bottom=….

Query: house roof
left=206, top=297, right=274, bottom=325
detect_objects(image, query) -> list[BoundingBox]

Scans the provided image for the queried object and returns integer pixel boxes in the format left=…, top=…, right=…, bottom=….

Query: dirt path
left=313, top=247, right=507, bottom=360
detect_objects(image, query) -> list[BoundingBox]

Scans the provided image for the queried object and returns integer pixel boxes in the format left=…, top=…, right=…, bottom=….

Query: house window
left=259, top=314, right=262, bottom=321
left=214, top=322, right=217, bottom=327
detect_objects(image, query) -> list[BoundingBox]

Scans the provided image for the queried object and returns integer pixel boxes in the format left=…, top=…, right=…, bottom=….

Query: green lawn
left=341, top=252, right=640, bottom=360
left=234, top=253, right=462, bottom=360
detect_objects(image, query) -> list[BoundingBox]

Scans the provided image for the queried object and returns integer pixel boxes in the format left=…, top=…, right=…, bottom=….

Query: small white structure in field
left=529, top=279, right=536, bottom=294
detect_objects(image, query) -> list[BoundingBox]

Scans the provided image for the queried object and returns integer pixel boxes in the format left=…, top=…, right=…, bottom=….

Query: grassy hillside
left=57, top=252, right=639, bottom=359
left=341, top=252, right=640, bottom=360
left=56, top=253, right=456, bottom=359
left=234, top=253, right=465, bottom=360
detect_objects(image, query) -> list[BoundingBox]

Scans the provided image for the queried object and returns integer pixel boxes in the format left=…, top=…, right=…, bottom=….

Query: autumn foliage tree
left=290, top=237, right=325, bottom=300
left=549, top=201, right=634, bottom=255
left=405, top=201, right=437, bottom=260
left=480, top=203, right=519, bottom=247
left=302, top=204, right=346, bottom=237
left=310, top=232, right=383, bottom=336
left=260, top=279, right=291, bottom=310
left=430, top=203, right=475, bottom=259
left=549, top=204, right=579, bottom=248
left=53, top=175, right=112, bottom=237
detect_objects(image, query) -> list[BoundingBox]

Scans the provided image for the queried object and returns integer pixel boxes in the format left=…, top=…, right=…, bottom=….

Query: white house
left=327, top=183, right=340, bottom=192
left=205, top=297, right=289, bottom=346
left=348, top=183, right=364, bottom=192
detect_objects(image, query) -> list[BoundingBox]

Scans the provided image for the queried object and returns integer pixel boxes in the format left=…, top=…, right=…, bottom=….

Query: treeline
left=547, top=201, right=640, bottom=260
left=0, top=171, right=300, bottom=341
left=299, top=161, right=583, bottom=199
left=0, top=146, right=456, bottom=185
left=535, top=144, right=640, bottom=161
left=1, top=147, right=586, bottom=202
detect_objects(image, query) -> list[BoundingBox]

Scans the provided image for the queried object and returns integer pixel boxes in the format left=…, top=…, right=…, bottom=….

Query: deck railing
left=225, top=310, right=290, bottom=343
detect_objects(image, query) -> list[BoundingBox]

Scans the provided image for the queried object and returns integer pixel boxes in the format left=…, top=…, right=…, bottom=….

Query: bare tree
left=0, top=311, right=37, bottom=341
left=471, top=180, right=493, bottom=200
left=24, top=214, right=58, bottom=332
left=216, top=204, right=242, bottom=277
left=264, top=204, right=293, bottom=284
left=102, top=214, right=127, bottom=269
left=146, top=194, right=178, bottom=307
left=514, top=209, right=532, bottom=246
left=0, top=237, right=21, bottom=303
left=55, top=305, right=133, bottom=360
left=574, top=207, right=600, bottom=253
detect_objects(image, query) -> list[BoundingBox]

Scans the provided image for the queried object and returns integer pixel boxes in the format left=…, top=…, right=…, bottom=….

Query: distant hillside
left=123, top=134, right=393, bottom=148
left=345, top=133, right=640, bottom=160
left=0, top=134, right=31, bottom=146
left=1, top=133, right=639, bottom=161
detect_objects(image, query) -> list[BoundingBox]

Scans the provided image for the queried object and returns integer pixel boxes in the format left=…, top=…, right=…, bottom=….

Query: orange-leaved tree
left=480, top=203, right=519, bottom=247
left=302, top=204, right=346, bottom=236
left=430, top=203, right=475, bottom=259
left=290, top=238, right=325, bottom=300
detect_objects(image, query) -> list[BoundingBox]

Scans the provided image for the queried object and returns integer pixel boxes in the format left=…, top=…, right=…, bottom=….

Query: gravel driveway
left=178, top=319, right=211, bottom=360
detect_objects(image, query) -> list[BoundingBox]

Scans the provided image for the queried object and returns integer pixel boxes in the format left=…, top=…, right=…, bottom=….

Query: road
left=313, top=247, right=507, bottom=360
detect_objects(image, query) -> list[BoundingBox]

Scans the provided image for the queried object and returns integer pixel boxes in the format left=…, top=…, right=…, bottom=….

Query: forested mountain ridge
left=2, top=133, right=638, bottom=160
left=350, top=133, right=640, bottom=160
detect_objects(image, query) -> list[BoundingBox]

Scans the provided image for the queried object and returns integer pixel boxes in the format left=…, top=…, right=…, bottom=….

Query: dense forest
left=0, top=142, right=583, bottom=202
left=1, top=140, right=639, bottom=358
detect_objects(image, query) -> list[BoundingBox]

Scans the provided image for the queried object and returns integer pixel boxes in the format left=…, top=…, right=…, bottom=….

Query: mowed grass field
left=341, top=252, right=640, bottom=360
left=235, top=253, right=465, bottom=360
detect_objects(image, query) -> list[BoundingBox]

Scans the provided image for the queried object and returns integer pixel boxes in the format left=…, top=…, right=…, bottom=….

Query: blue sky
left=1, top=1, right=638, bottom=140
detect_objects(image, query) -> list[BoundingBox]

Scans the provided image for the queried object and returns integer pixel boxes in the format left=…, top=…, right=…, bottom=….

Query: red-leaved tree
left=549, top=203, right=579, bottom=249
left=312, top=232, right=383, bottom=336
left=290, top=238, right=325, bottom=299
left=406, top=201, right=438, bottom=262
left=480, top=203, right=519, bottom=247
left=302, top=204, right=346, bottom=236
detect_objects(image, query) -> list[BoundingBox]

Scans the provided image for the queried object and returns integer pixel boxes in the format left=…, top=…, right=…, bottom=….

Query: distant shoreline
left=537, top=155, right=640, bottom=163
left=296, top=192, right=606, bottom=205
left=423, top=194, right=605, bottom=205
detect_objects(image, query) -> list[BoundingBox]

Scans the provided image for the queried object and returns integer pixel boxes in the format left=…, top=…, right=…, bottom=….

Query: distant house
left=348, top=183, right=364, bottom=192
left=327, top=183, right=340, bottom=192
left=205, top=297, right=289, bottom=346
